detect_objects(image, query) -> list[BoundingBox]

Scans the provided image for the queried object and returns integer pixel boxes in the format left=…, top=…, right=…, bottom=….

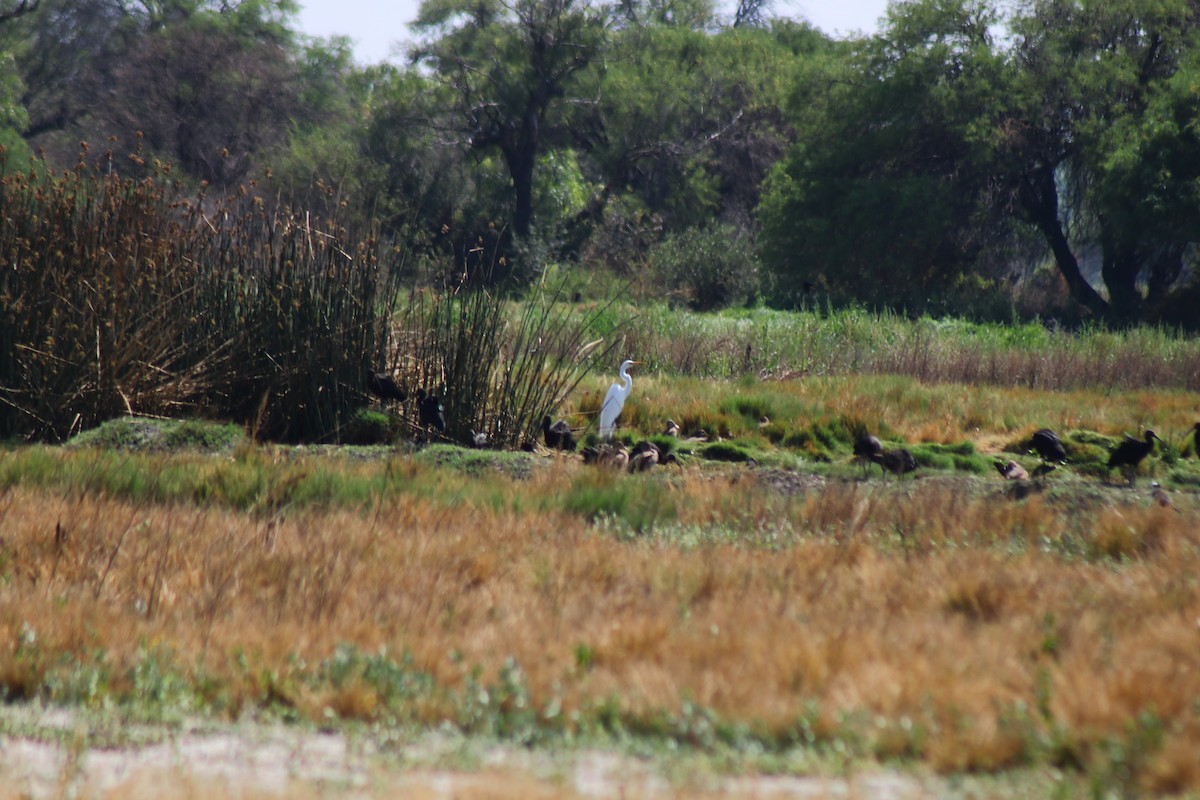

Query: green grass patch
left=345, top=408, right=402, bottom=445
left=414, top=443, right=538, bottom=480
left=68, top=417, right=245, bottom=453
left=560, top=471, right=678, bottom=534
left=909, top=442, right=990, bottom=474
left=697, top=441, right=758, bottom=463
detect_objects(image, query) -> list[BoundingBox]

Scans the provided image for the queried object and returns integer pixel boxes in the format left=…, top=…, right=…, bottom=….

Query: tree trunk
left=1099, top=233, right=1142, bottom=324
left=1145, top=243, right=1185, bottom=307
left=504, top=142, right=536, bottom=241
left=1018, top=166, right=1110, bottom=318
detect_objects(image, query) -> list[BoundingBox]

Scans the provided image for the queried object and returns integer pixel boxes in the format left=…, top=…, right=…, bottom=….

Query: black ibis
left=1028, top=429, right=1067, bottom=464
left=1106, top=430, right=1161, bottom=486
left=542, top=416, right=578, bottom=452
left=416, top=388, right=446, bottom=435
left=367, top=370, right=407, bottom=403
left=853, top=433, right=885, bottom=478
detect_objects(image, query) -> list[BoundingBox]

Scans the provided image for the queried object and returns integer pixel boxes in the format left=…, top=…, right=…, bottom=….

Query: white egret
left=599, top=359, right=639, bottom=439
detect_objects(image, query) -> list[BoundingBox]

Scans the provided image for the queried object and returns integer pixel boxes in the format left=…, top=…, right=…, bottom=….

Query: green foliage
left=0, top=52, right=30, bottom=165
left=698, top=440, right=756, bottom=463
left=778, top=419, right=853, bottom=462
left=345, top=408, right=399, bottom=445
left=68, top=417, right=245, bottom=453
left=759, top=0, right=1011, bottom=314
left=762, top=0, right=1200, bottom=323
left=561, top=471, right=678, bottom=534
left=410, top=0, right=607, bottom=245
left=594, top=24, right=804, bottom=246
left=649, top=223, right=762, bottom=310
left=414, top=444, right=538, bottom=481
left=624, top=305, right=1200, bottom=389
left=909, top=442, right=989, bottom=474
left=1061, top=431, right=1121, bottom=476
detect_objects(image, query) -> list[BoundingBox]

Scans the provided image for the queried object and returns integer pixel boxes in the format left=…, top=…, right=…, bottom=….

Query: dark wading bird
left=542, top=415, right=578, bottom=452
left=1028, top=428, right=1067, bottom=464
left=367, top=370, right=407, bottom=404
left=416, top=388, right=446, bottom=436
left=1188, top=421, right=1200, bottom=457
left=1106, top=429, right=1162, bottom=486
left=996, top=460, right=1030, bottom=481
left=877, top=448, right=918, bottom=480
left=853, top=433, right=885, bottom=478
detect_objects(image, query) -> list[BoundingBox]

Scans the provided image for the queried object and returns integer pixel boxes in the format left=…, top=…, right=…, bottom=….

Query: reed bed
left=1, top=452, right=1198, bottom=793
left=0, top=155, right=624, bottom=447
left=623, top=306, right=1200, bottom=391
left=0, top=153, right=401, bottom=442
left=394, top=281, right=621, bottom=448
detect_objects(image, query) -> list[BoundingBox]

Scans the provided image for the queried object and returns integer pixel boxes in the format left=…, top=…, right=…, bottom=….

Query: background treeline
left=3, top=0, right=1200, bottom=326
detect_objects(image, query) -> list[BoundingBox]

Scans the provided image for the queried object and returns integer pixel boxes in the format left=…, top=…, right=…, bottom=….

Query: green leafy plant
left=649, top=223, right=762, bottom=311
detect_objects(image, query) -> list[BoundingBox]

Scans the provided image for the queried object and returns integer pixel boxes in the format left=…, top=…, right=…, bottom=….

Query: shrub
left=649, top=223, right=761, bottom=311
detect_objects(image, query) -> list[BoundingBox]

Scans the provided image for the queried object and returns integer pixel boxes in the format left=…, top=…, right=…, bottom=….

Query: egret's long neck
left=620, top=368, right=632, bottom=392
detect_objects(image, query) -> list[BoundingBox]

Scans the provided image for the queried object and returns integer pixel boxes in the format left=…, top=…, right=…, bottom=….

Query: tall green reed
left=626, top=305, right=1200, bottom=391
left=394, top=248, right=623, bottom=448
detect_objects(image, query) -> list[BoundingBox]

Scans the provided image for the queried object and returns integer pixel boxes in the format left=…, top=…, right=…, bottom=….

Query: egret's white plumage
left=599, top=359, right=638, bottom=439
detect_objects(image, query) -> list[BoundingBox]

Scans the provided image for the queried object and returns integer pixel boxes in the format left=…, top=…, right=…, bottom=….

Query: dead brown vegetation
left=2, top=462, right=1199, bottom=790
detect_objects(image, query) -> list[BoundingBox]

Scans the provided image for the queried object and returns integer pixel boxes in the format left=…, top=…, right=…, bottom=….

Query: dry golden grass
left=3, top=453, right=1199, bottom=790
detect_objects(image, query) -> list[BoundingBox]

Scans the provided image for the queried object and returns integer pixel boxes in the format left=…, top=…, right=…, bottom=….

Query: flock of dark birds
left=368, top=370, right=445, bottom=437
left=853, top=423, right=1195, bottom=497
left=373, top=365, right=1199, bottom=492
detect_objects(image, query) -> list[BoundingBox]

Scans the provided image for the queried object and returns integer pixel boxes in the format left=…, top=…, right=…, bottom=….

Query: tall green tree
left=567, top=18, right=819, bottom=270
left=0, top=0, right=34, bottom=164
left=410, top=0, right=608, bottom=250
left=759, top=0, right=1011, bottom=311
left=761, top=0, right=1200, bottom=322
left=1002, top=0, right=1200, bottom=321
left=15, top=0, right=304, bottom=186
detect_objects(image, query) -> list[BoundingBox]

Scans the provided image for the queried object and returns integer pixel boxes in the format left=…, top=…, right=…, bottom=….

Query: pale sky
left=295, top=0, right=894, bottom=65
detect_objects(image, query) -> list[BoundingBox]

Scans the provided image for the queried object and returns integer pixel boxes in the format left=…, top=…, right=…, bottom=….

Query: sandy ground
left=0, top=709, right=953, bottom=800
